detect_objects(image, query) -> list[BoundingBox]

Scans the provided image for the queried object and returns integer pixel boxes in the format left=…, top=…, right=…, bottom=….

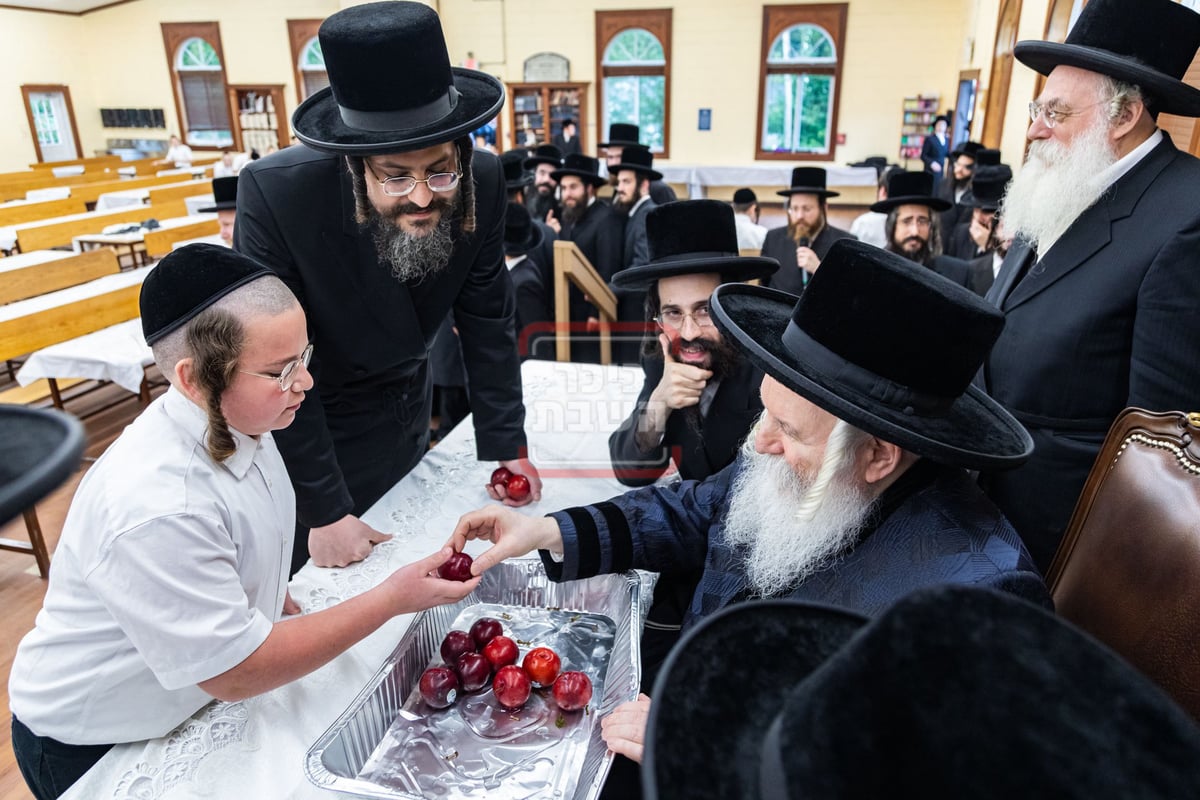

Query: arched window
left=596, top=10, right=671, bottom=155
left=161, top=23, right=232, bottom=148
left=289, top=20, right=328, bottom=102
left=756, top=6, right=847, bottom=160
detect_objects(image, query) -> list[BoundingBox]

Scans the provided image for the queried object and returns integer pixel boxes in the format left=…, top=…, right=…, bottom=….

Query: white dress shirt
left=9, top=387, right=294, bottom=744
left=734, top=213, right=768, bottom=251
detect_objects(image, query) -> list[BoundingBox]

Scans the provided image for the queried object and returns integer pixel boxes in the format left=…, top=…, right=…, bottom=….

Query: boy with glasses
left=9, top=245, right=478, bottom=800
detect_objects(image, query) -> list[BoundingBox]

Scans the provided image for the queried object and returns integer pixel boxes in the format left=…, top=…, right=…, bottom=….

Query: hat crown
left=792, top=240, right=1004, bottom=399
left=1065, top=0, right=1200, bottom=81
left=788, top=166, right=828, bottom=191
left=500, top=149, right=529, bottom=183
left=615, top=145, right=655, bottom=172
left=732, top=188, right=756, bottom=204
left=560, top=153, right=601, bottom=175
left=604, top=122, right=641, bottom=145
left=504, top=201, right=532, bottom=245
left=533, top=144, right=561, bottom=160
left=886, top=170, right=936, bottom=200
left=319, top=2, right=456, bottom=120
left=975, top=148, right=1002, bottom=167
left=646, top=200, right=739, bottom=262
left=210, top=176, right=237, bottom=205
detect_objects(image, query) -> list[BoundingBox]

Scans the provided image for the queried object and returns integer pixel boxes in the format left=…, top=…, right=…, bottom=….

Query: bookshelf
left=506, top=82, right=588, bottom=150
left=899, top=95, right=940, bottom=167
left=227, top=85, right=288, bottom=154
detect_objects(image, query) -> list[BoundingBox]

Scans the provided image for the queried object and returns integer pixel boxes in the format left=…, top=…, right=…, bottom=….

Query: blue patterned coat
left=541, top=458, right=1048, bottom=628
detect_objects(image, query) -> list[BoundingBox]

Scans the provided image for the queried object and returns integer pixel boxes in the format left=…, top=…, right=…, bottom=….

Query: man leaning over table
left=234, top=2, right=539, bottom=576
left=449, top=240, right=1047, bottom=798
left=8, top=245, right=478, bottom=800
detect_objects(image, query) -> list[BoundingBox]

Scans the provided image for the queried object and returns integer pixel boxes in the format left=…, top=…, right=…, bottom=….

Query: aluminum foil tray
left=305, top=559, right=643, bottom=799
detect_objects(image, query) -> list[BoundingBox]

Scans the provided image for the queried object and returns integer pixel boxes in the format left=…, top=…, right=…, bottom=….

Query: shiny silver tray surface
left=305, top=560, right=643, bottom=799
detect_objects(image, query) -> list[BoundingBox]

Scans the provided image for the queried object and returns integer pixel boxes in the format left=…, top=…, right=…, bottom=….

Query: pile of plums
left=490, top=467, right=531, bottom=502
left=418, top=617, right=593, bottom=713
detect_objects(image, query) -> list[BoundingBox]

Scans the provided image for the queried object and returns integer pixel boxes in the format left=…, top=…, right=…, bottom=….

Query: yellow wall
left=0, top=0, right=1051, bottom=179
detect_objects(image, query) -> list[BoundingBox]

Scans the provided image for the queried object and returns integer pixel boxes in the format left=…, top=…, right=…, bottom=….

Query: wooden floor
left=0, top=380, right=164, bottom=800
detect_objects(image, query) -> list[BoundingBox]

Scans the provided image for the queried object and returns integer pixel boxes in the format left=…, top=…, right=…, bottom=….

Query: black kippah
left=141, top=243, right=273, bottom=345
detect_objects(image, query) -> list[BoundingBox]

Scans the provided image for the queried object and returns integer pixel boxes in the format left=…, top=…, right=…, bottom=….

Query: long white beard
left=723, top=422, right=876, bottom=597
left=999, top=120, right=1119, bottom=256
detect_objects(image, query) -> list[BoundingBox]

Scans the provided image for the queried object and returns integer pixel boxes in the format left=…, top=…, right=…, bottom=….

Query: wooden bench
left=0, top=249, right=121, bottom=306
left=144, top=219, right=220, bottom=259
left=0, top=170, right=118, bottom=203
left=15, top=199, right=188, bottom=252
left=72, top=173, right=195, bottom=208
left=29, top=155, right=121, bottom=172
left=0, top=197, right=87, bottom=227
left=147, top=180, right=212, bottom=206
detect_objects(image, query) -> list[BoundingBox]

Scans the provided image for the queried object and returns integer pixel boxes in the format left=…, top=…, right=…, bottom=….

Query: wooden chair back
left=0, top=198, right=86, bottom=227
left=0, top=249, right=121, bottom=305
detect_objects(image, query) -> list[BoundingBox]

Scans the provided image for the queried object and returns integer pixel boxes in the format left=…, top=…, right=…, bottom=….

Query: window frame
left=754, top=4, right=848, bottom=162
left=161, top=21, right=232, bottom=150
left=288, top=19, right=327, bottom=104
left=595, top=9, right=672, bottom=158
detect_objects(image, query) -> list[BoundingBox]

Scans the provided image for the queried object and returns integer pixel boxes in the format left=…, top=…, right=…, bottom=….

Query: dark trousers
left=11, top=716, right=113, bottom=800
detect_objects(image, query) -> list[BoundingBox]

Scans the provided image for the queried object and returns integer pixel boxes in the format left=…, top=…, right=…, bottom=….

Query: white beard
left=1000, top=119, right=1119, bottom=256
left=723, top=423, right=876, bottom=597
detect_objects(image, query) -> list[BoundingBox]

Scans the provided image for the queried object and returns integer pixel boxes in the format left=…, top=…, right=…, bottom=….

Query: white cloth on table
left=185, top=194, right=215, bottom=216
left=26, top=186, right=71, bottom=202
left=57, top=360, right=651, bottom=799
left=95, top=188, right=150, bottom=211
left=657, top=164, right=878, bottom=199
left=8, top=387, right=294, bottom=744
left=0, top=268, right=149, bottom=322
left=16, top=318, right=153, bottom=394
left=0, top=249, right=73, bottom=274
left=51, top=165, right=85, bottom=178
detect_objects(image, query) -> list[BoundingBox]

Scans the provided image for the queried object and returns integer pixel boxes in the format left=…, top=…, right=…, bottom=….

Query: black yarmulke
left=141, top=243, right=273, bottom=345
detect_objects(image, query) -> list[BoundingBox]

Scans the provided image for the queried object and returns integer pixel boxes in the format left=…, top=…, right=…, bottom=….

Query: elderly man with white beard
left=979, top=0, right=1200, bottom=572
left=449, top=239, right=1047, bottom=780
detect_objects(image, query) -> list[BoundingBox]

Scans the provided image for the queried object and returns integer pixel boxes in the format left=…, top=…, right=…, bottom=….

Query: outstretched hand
left=383, top=546, right=481, bottom=613
left=447, top=506, right=562, bottom=576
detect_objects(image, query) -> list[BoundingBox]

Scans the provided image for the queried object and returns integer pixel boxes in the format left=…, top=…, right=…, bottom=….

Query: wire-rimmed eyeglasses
left=655, top=306, right=714, bottom=330
left=1028, top=100, right=1105, bottom=129
left=365, top=159, right=461, bottom=197
left=240, top=343, right=313, bottom=392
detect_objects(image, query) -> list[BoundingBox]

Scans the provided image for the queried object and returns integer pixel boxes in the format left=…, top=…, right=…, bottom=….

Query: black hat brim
left=871, top=194, right=953, bottom=213
left=505, top=175, right=534, bottom=190
left=776, top=187, right=840, bottom=199
left=523, top=156, right=560, bottom=170
left=644, top=600, right=867, bottom=800
left=197, top=200, right=236, bottom=213
left=291, top=68, right=505, bottom=154
left=610, top=162, right=664, bottom=182
left=611, top=256, right=778, bottom=292
left=504, top=221, right=544, bottom=256
left=1014, top=41, right=1200, bottom=117
left=0, top=407, right=84, bottom=527
left=959, top=189, right=1000, bottom=212
left=710, top=283, right=1033, bottom=470
left=549, top=168, right=608, bottom=187
left=597, top=138, right=642, bottom=148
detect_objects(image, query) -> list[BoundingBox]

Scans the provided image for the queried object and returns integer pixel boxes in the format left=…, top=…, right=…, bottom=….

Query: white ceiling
left=1, top=0, right=138, bottom=15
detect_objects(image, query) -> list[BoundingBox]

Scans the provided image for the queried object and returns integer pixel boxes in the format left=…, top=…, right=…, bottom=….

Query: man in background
left=761, top=167, right=855, bottom=295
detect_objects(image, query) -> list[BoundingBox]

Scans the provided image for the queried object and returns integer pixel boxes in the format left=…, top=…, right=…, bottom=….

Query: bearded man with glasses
left=234, top=3, right=540, bottom=575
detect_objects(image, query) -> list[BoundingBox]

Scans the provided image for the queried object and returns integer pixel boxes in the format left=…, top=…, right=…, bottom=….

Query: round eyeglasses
left=365, top=160, right=461, bottom=197
left=240, top=343, right=313, bottom=392
left=656, top=306, right=714, bottom=330
left=1028, top=100, right=1105, bottom=129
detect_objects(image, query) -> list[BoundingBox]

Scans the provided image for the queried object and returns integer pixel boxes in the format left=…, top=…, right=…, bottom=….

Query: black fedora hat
left=550, top=153, right=607, bottom=187
left=0, top=406, right=84, bottom=527
left=949, top=140, right=983, bottom=160
left=499, top=149, right=533, bottom=190
left=197, top=175, right=237, bottom=213
left=291, top=2, right=505, bottom=154
left=709, top=239, right=1032, bottom=470
left=141, top=243, right=274, bottom=346
left=611, top=200, right=778, bottom=291
left=776, top=166, right=839, bottom=198
left=503, top=201, right=543, bottom=256
left=522, top=143, right=562, bottom=170
left=961, top=164, right=1013, bottom=211
left=645, top=584, right=1200, bottom=800
left=1015, top=0, right=1200, bottom=117
left=848, top=155, right=892, bottom=177
left=975, top=147, right=1002, bottom=167
left=597, top=122, right=642, bottom=148
left=932, top=113, right=951, bottom=127
left=870, top=170, right=952, bottom=213
left=610, top=145, right=663, bottom=181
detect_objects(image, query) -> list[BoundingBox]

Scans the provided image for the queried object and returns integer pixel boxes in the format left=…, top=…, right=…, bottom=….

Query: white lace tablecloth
left=658, top=163, right=877, bottom=198
left=60, top=359, right=650, bottom=800
left=17, top=318, right=152, bottom=394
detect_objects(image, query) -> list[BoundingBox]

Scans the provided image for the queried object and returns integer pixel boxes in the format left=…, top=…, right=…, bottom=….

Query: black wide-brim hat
left=776, top=166, right=839, bottom=198
left=550, top=153, right=608, bottom=187
left=961, top=164, right=1013, bottom=211
left=141, top=243, right=274, bottom=346
left=597, top=122, right=641, bottom=148
left=1014, top=0, right=1200, bottom=117
left=500, top=149, right=533, bottom=190
left=645, top=584, right=1200, bottom=800
left=610, top=144, right=663, bottom=181
left=0, top=406, right=84, bottom=527
left=710, top=240, right=1032, bottom=470
left=291, top=2, right=505, bottom=154
left=611, top=200, right=778, bottom=291
left=523, top=143, right=562, bottom=170
left=949, top=140, right=983, bottom=160
left=871, top=170, right=952, bottom=213
left=503, top=201, right=543, bottom=256
left=198, top=175, right=237, bottom=213
left=643, top=599, right=867, bottom=800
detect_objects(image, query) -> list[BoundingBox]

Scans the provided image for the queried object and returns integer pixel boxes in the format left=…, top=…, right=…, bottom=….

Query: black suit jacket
left=509, top=255, right=553, bottom=359
left=980, top=133, right=1200, bottom=570
left=609, top=355, right=764, bottom=486
left=966, top=252, right=996, bottom=296
left=622, top=197, right=656, bottom=270
left=234, top=145, right=526, bottom=527
left=761, top=223, right=857, bottom=295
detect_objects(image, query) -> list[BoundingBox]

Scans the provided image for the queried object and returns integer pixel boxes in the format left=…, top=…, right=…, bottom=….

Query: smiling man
left=234, top=2, right=540, bottom=575
left=980, top=0, right=1200, bottom=571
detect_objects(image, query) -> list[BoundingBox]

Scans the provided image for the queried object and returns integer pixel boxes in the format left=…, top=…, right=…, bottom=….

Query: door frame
left=20, top=84, right=84, bottom=163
